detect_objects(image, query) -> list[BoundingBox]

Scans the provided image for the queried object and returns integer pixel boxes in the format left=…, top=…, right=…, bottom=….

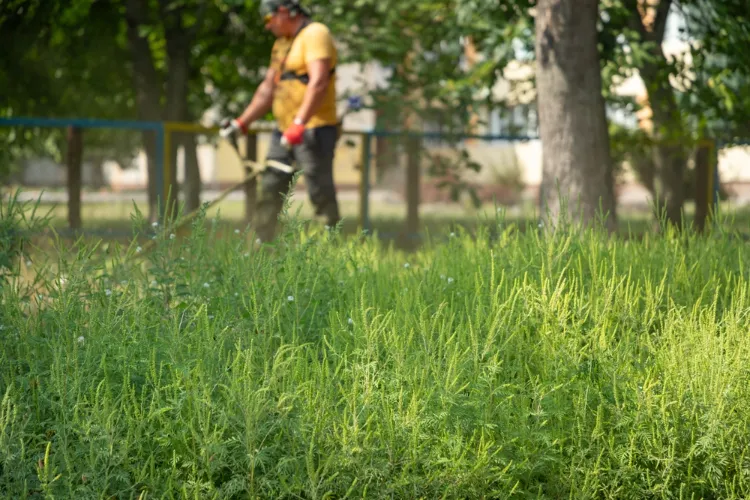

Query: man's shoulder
left=301, top=21, right=334, bottom=40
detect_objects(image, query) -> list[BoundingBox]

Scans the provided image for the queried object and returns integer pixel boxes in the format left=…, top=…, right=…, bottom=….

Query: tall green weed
left=2, top=204, right=750, bottom=498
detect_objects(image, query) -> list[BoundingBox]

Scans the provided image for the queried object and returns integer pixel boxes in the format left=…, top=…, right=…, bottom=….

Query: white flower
left=136, top=246, right=143, bottom=253
left=170, top=233, right=176, bottom=240
left=77, top=336, right=85, bottom=344
left=244, top=252, right=249, bottom=258
left=234, top=229, right=240, bottom=234
left=255, top=238, right=262, bottom=245
left=105, top=289, right=112, bottom=296
left=25, top=260, right=32, bottom=267
left=234, top=292, right=239, bottom=297
left=287, top=295, right=294, bottom=302
left=447, top=277, right=454, bottom=284
left=152, top=221, right=158, bottom=227
left=348, top=318, right=353, bottom=325
left=450, top=232, right=456, bottom=238
left=404, top=263, right=410, bottom=269
left=203, top=283, right=210, bottom=288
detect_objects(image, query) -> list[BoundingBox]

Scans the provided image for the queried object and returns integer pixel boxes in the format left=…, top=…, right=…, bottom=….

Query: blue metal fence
left=0, top=117, right=165, bottom=217
left=0, top=116, right=732, bottom=239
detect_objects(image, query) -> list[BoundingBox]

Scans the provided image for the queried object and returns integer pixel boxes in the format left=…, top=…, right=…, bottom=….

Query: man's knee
left=259, top=167, right=293, bottom=201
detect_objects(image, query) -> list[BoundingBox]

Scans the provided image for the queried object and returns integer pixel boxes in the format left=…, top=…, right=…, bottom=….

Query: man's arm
left=237, top=66, right=277, bottom=126
left=293, top=58, right=331, bottom=124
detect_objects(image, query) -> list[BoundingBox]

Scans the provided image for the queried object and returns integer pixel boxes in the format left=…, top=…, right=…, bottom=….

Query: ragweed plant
left=2, top=204, right=750, bottom=498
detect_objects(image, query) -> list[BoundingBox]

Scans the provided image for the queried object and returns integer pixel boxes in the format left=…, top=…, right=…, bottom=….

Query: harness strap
left=279, top=67, right=336, bottom=85
left=274, top=19, right=336, bottom=86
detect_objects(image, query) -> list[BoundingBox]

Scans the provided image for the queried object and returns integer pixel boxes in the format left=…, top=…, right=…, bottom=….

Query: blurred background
left=2, top=0, right=749, bottom=249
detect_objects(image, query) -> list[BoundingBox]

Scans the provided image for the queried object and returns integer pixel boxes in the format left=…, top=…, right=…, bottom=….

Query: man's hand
left=219, top=118, right=248, bottom=138
left=281, top=120, right=306, bottom=147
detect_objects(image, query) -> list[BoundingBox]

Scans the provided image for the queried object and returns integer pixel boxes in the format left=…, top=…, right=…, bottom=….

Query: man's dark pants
left=254, top=125, right=340, bottom=242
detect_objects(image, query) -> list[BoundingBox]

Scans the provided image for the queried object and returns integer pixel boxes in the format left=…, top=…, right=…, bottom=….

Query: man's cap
left=260, top=0, right=311, bottom=18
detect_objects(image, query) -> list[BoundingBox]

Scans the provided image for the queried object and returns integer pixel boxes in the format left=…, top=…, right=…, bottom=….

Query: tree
left=622, top=0, right=688, bottom=229
left=122, top=0, right=275, bottom=220
left=534, top=0, right=617, bottom=232
left=0, top=0, right=139, bottom=229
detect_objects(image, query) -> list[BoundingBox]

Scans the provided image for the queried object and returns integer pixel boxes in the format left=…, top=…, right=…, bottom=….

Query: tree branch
left=623, top=0, right=648, bottom=42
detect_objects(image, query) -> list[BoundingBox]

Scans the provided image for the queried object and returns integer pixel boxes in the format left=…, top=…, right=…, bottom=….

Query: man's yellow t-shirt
left=270, top=22, right=338, bottom=131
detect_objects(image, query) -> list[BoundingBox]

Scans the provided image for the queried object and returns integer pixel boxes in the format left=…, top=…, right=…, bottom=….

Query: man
left=221, top=0, right=341, bottom=243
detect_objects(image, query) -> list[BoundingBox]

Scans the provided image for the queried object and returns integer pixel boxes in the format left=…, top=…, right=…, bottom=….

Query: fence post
left=66, top=126, right=83, bottom=230
left=405, top=134, right=421, bottom=240
left=360, top=132, right=371, bottom=233
left=244, top=133, right=258, bottom=225
left=694, top=141, right=710, bottom=232
left=712, top=140, right=721, bottom=222
left=155, top=126, right=165, bottom=220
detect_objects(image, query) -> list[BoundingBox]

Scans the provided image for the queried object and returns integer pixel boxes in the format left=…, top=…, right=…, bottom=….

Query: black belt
left=280, top=68, right=336, bottom=85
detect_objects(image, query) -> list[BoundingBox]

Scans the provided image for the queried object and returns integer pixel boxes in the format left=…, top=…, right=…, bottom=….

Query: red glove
left=282, top=120, right=306, bottom=147
left=219, top=118, right=248, bottom=138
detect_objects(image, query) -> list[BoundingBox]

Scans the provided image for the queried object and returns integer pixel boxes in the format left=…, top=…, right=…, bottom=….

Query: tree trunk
left=627, top=0, right=687, bottom=230
left=535, top=0, right=617, bottom=233
left=125, top=0, right=163, bottom=223
left=640, top=60, right=687, bottom=230
left=162, top=7, right=191, bottom=221
left=181, top=132, right=202, bottom=213
left=66, top=126, right=83, bottom=230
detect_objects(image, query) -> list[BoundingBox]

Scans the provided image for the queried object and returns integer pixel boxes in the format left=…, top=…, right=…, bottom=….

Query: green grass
left=18, top=196, right=704, bottom=257
left=3, top=205, right=750, bottom=498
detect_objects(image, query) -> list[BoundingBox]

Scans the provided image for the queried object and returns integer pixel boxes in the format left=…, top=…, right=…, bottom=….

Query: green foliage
left=161, top=0, right=275, bottom=120
left=0, top=0, right=138, bottom=177
left=679, top=0, right=750, bottom=143
left=0, top=0, right=275, bottom=179
left=3, top=209, right=750, bottom=496
left=311, top=0, right=531, bottom=126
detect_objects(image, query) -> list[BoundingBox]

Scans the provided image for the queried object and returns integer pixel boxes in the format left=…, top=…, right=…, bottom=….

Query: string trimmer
left=126, top=95, right=364, bottom=261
